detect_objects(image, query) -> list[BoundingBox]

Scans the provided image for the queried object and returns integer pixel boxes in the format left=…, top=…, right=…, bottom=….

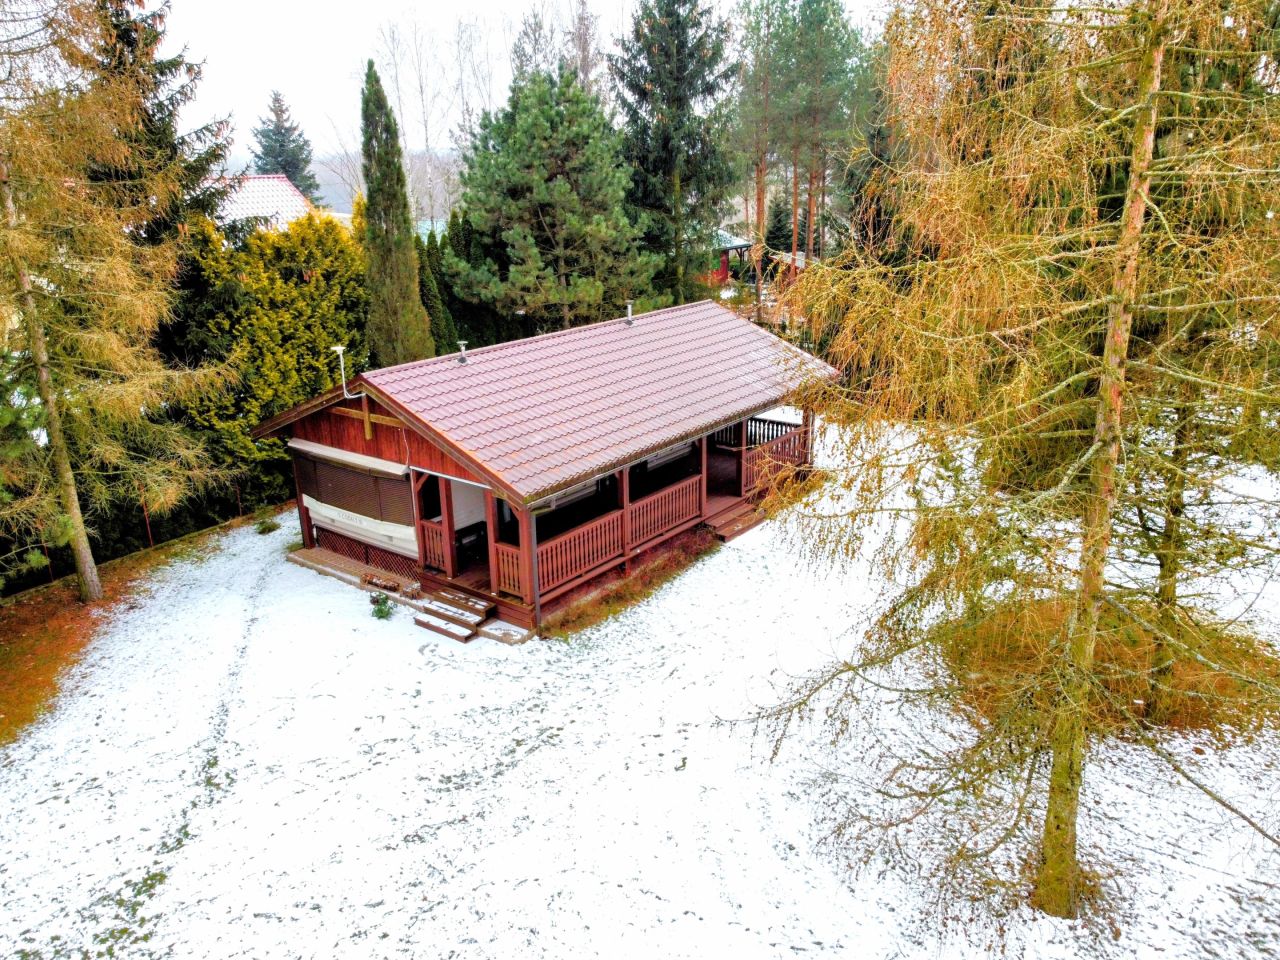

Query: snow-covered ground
left=2, top=493, right=1278, bottom=957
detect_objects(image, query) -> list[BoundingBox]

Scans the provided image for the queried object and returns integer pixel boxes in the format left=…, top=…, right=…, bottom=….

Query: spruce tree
left=449, top=70, right=657, bottom=332
left=763, top=192, right=792, bottom=251
left=89, top=0, right=233, bottom=246
left=610, top=0, right=735, bottom=304
left=360, top=60, right=434, bottom=365
left=251, top=91, right=322, bottom=203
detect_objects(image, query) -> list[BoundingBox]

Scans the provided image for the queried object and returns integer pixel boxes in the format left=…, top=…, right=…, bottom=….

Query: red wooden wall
left=290, top=400, right=485, bottom=485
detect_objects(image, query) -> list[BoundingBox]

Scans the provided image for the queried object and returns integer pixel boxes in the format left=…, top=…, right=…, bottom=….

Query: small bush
left=370, top=592, right=393, bottom=620
left=255, top=517, right=281, bottom=535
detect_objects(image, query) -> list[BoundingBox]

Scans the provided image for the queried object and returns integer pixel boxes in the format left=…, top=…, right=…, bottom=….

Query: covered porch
left=467, top=411, right=814, bottom=609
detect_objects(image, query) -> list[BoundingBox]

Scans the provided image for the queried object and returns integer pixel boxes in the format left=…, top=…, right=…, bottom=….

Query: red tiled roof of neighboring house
left=220, top=174, right=311, bottom=229
left=358, top=301, right=836, bottom=504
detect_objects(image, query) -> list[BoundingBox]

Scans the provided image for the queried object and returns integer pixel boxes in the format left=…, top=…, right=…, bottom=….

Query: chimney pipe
left=625, top=300, right=634, bottom=325
left=458, top=341, right=468, bottom=364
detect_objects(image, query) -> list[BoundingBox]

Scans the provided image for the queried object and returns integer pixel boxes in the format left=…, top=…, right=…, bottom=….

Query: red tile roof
left=359, top=301, right=836, bottom=504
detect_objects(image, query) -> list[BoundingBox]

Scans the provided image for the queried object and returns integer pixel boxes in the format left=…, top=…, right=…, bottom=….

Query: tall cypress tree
left=251, top=91, right=322, bottom=203
left=360, top=60, right=434, bottom=365
left=415, top=233, right=459, bottom=354
left=610, top=0, right=735, bottom=304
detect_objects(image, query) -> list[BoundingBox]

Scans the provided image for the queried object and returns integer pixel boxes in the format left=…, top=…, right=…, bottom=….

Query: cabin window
left=295, top=455, right=412, bottom=525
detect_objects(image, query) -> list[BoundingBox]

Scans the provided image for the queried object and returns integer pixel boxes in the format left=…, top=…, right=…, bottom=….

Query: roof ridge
left=363, top=299, right=722, bottom=380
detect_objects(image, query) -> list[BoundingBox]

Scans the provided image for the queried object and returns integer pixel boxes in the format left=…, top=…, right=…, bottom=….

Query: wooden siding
left=291, top=400, right=484, bottom=484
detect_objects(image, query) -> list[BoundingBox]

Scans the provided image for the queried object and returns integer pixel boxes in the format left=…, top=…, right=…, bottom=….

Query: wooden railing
left=419, top=519, right=446, bottom=571
left=743, top=427, right=808, bottom=491
left=713, top=417, right=800, bottom=450
left=495, top=542, right=523, bottom=596
left=746, top=417, right=800, bottom=447
left=537, top=510, right=624, bottom=593
left=631, top=474, right=701, bottom=546
left=710, top=424, right=738, bottom=448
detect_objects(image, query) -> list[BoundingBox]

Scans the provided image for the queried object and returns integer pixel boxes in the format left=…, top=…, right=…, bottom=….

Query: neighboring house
left=711, top=229, right=752, bottom=285
left=253, top=301, right=836, bottom=639
left=220, top=174, right=312, bottom=230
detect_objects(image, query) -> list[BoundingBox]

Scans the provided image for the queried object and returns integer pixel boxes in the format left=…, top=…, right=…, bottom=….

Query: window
left=295, top=455, right=413, bottom=525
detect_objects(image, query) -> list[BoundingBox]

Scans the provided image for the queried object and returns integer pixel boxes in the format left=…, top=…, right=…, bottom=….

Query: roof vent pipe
left=625, top=300, right=634, bottom=325
left=458, top=341, right=468, bottom=364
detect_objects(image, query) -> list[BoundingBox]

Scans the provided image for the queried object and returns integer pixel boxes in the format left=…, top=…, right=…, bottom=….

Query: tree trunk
left=805, top=163, right=817, bottom=260
left=819, top=159, right=828, bottom=258
left=1149, top=389, right=1193, bottom=724
left=1034, top=1, right=1167, bottom=918
left=0, top=153, right=103, bottom=602
left=754, top=154, right=767, bottom=324
left=790, top=154, right=800, bottom=283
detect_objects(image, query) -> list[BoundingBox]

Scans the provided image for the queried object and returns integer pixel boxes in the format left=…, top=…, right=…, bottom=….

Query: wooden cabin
left=253, top=301, right=836, bottom=640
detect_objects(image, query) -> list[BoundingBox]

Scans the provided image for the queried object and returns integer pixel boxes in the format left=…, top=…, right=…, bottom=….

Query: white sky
left=163, top=0, right=884, bottom=167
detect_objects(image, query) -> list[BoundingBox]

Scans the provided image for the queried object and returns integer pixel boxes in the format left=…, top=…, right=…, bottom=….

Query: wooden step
left=414, top=613, right=476, bottom=643
left=709, top=503, right=767, bottom=542
left=419, top=597, right=485, bottom=629
left=433, top=588, right=495, bottom=618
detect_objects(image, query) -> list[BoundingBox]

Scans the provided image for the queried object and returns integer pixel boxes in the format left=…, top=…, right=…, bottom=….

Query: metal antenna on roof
left=330, top=344, right=362, bottom=400
left=625, top=300, right=634, bottom=325
left=458, top=341, right=469, bottom=364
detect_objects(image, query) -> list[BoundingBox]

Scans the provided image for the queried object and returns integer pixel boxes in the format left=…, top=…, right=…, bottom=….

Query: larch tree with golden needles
left=0, top=1, right=218, bottom=600
left=768, top=0, right=1280, bottom=927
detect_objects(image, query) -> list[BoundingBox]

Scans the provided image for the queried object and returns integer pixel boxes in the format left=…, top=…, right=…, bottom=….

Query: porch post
left=619, top=467, right=632, bottom=573
left=802, top=407, right=816, bottom=466
left=485, top=489, right=499, bottom=594
left=411, top=470, right=429, bottom=567
left=291, top=457, right=314, bottom=549
left=517, top=507, right=536, bottom=605
left=738, top=419, right=749, bottom=497
left=438, top=475, right=456, bottom=579
left=698, top=436, right=708, bottom=518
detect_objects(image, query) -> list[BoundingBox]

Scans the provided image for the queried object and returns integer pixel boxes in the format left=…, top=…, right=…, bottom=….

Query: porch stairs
left=413, top=588, right=535, bottom=645
left=704, top=499, right=767, bottom=542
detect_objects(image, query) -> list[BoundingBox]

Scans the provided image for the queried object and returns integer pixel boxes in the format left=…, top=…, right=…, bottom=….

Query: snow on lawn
left=2, top=500, right=1278, bottom=957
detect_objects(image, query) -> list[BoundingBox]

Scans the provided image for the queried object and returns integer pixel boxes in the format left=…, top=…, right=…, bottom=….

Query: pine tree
left=735, top=0, right=793, bottom=319
left=89, top=0, right=232, bottom=246
left=360, top=59, right=434, bottom=365
left=415, top=233, right=459, bottom=354
left=610, top=0, right=735, bottom=304
left=251, top=91, right=322, bottom=203
left=448, top=69, right=657, bottom=332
